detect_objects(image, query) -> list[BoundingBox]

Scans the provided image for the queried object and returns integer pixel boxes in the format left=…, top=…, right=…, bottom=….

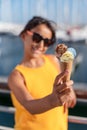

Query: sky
left=0, top=0, right=87, bottom=26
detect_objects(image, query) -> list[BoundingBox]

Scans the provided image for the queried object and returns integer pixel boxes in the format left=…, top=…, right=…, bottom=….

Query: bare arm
left=8, top=69, right=74, bottom=115
left=8, top=70, right=59, bottom=114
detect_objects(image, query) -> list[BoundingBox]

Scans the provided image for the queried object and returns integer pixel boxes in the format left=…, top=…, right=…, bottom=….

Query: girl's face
left=22, top=24, right=53, bottom=58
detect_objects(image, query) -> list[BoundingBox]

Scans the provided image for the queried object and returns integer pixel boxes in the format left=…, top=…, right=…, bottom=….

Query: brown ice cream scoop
left=55, top=43, right=67, bottom=59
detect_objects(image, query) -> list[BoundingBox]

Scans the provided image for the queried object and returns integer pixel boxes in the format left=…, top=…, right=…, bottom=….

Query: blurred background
left=0, top=0, right=87, bottom=130
left=0, top=0, right=87, bottom=83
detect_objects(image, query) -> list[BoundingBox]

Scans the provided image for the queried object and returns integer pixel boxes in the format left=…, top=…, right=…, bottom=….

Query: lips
left=32, top=46, right=42, bottom=54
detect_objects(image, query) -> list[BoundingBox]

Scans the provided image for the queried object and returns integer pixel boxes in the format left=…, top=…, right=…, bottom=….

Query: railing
left=0, top=105, right=15, bottom=114
left=0, top=78, right=87, bottom=99
left=0, top=78, right=87, bottom=130
left=0, top=126, right=14, bottom=130
left=68, top=115, right=87, bottom=124
left=0, top=102, right=87, bottom=130
left=0, top=103, right=87, bottom=125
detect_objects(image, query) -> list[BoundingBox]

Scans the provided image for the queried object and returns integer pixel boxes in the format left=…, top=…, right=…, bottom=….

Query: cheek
left=25, top=38, right=33, bottom=47
left=42, top=47, right=48, bottom=53
left=24, top=39, right=32, bottom=50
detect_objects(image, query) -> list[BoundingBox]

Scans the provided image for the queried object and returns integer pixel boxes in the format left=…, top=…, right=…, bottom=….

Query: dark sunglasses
left=27, top=31, right=54, bottom=47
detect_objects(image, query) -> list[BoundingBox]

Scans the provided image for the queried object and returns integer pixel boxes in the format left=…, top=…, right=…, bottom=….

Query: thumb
left=54, top=70, right=69, bottom=85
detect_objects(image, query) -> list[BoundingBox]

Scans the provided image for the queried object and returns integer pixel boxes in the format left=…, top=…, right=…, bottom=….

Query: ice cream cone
left=60, top=47, right=76, bottom=81
left=61, top=60, right=73, bottom=81
left=55, top=44, right=76, bottom=112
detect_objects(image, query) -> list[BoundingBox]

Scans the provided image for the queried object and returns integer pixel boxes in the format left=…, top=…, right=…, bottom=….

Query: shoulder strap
left=45, top=54, right=61, bottom=72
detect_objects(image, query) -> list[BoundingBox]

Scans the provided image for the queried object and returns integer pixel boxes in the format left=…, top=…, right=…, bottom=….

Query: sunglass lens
left=33, top=33, right=42, bottom=43
left=32, top=32, right=54, bottom=47
left=44, top=39, right=53, bottom=47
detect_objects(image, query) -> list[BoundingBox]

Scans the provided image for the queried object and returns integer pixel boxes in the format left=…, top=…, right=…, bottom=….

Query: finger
left=54, top=70, right=69, bottom=85
left=56, top=82, right=73, bottom=92
left=58, top=88, right=70, bottom=95
left=55, top=83, right=67, bottom=92
left=66, top=80, right=74, bottom=86
left=70, top=98, right=76, bottom=108
left=63, top=103, right=68, bottom=113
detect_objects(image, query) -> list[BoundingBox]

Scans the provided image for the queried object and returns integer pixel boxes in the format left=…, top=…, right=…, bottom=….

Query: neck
left=21, top=55, right=45, bottom=68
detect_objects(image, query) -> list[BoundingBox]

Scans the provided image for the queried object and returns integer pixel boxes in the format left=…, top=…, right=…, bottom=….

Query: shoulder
left=8, top=69, right=23, bottom=80
left=45, top=54, right=60, bottom=64
left=8, top=69, right=25, bottom=88
left=45, top=54, right=61, bottom=70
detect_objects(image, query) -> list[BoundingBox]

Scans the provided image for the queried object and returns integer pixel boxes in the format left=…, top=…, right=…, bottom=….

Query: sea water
left=0, top=34, right=87, bottom=83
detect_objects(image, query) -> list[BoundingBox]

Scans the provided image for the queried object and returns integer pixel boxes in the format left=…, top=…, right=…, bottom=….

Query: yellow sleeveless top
left=11, top=55, right=68, bottom=130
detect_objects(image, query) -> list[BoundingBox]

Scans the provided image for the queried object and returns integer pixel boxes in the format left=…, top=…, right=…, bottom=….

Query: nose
left=38, top=40, right=44, bottom=48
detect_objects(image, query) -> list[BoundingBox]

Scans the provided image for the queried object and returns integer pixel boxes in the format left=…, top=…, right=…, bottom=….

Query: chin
left=32, top=53, right=42, bottom=58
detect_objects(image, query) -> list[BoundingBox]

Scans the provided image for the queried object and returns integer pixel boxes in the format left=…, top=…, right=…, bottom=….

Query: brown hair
left=20, top=16, right=56, bottom=44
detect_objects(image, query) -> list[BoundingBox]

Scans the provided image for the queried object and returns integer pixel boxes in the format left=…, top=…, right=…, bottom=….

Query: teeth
left=32, top=46, right=41, bottom=53
left=32, top=46, right=37, bottom=50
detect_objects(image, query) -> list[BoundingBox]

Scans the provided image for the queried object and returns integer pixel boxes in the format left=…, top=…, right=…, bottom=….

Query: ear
left=20, top=33, right=26, bottom=40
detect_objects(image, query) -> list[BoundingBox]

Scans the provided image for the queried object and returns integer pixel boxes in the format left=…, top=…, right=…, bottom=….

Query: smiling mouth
left=32, top=46, right=42, bottom=54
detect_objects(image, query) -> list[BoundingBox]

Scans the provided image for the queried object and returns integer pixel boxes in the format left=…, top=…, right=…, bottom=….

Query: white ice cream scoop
left=60, top=47, right=76, bottom=63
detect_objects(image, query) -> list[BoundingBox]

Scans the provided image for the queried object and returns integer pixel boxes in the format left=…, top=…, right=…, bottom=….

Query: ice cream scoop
left=67, top=48, right=76, bottom=58
left=55, top=43, right=77, bottom=81
left=60, top=47, right=76, bottom=63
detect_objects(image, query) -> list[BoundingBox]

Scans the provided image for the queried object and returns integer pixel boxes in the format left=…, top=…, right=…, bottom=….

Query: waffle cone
left=62, top=60, right=73, bottom=81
